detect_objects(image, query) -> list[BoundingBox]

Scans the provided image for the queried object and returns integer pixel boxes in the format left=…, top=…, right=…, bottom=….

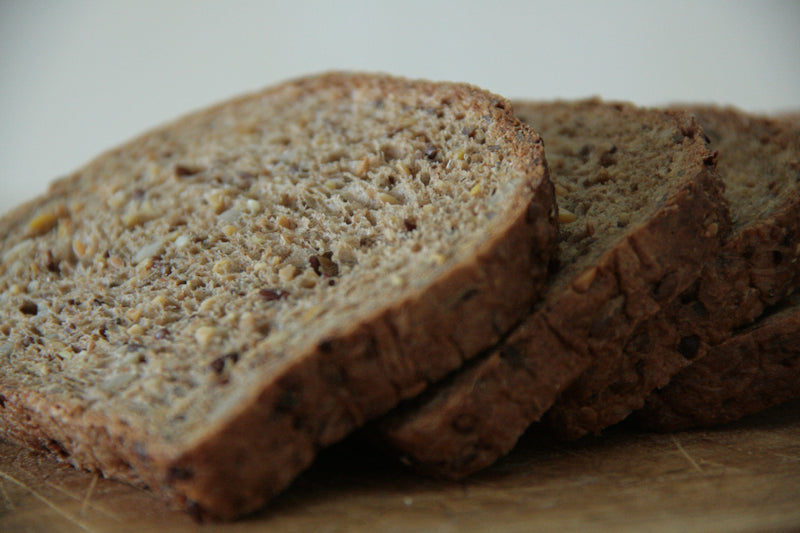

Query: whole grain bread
left=0, top=72, right=558, bottom=520
left=545, top=107, right=800, bottom=439
left=377, top=99, right=728, bottom=478
left=781, top=111, right=800, bottom=124
left=636, top=293, right=800, bottom=431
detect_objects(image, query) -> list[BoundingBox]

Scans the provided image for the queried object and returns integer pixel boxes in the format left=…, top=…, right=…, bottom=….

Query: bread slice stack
left=1, top=72, right=797, bottom=520
left=378, top=100, right=729, bottom=477
left=379, top=103, right=800, bottom=477
left=632, top=108, right=800, bottom=431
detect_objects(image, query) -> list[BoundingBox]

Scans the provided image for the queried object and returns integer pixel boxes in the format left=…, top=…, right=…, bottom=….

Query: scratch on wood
left=771, top=452, right=800, bottom=462
left=0, top=469, right=99, bottom=533
left=671, top=435, right=703, bottom=473
left=81, top=474, right=99, bottom=517
left=45, top=477, right=122, bottom=522
left=0, top=478, right=15, bottom=510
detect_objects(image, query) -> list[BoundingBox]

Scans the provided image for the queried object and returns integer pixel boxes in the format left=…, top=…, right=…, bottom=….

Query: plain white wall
left=1, top=0, right=799, bottom=215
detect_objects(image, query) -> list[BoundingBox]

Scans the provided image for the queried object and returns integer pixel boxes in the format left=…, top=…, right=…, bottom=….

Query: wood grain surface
left=2, top=399, right=799, bottom=533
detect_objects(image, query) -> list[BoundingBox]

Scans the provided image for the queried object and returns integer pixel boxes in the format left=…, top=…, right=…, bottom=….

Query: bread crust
left=637, top=300, right=800, bottom=431
left=0, top=72, right=557, bottom=520
left=378, top=101, right=729, bottom=478
left=546, top=108, right=800, bottom=439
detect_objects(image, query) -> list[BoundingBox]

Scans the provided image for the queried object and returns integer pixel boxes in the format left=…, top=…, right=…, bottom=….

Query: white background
left=1, top=0, right=799, bottom=215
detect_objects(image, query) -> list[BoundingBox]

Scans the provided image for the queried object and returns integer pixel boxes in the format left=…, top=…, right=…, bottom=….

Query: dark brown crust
left=377, top=104, right=729, bottom=479
left=636, top=302, right=800, bottom=431
left=0, top=72, right=557, bottom=520
left=545, top=109, right=800, bottom=439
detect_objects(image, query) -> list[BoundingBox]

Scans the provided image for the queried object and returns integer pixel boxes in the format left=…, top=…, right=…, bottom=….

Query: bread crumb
left=107, top=190, right=127, bottom=209
left=213, top=258, right=236, bottom=275
left=554, top=183, right=570, bottom=197
left=379, top=192, right=401, bottom=205
left=174, top=234, right=191, bottom=248
left=205, top=190, right=230, bottom=213
left=353, top=157, right=370, bottom=177
left=194, top=326, right=217, bottom=346
left=127, top=324, right=145, bottom=337
left=277, top=215, right=296, bottom=230
left=558, top=208, right=578, bottom=224
left=245, top=199, right=262, bottom=213
left=133, top=241, right=163, bottom=264
left=72, top=239, right=88, bottom=258
left=27, top=211, right=60, bottom=237
left=123, top=210, right=150, bottom=229
left=431, top=253, right=447, bottom=265
left=572, top=268, right=596, bottom=293
left=279, top=264, right=298, bottom=282
left=126, top=308, right=143, bottom=323
left=302, top=305, right=323, bottom=321
left=396, top=161, right=412, bottom=177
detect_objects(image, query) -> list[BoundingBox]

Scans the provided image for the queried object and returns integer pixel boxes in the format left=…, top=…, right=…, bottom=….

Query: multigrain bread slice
left=545, top=107, right=800, bottom=439
left=636, top=292, right=800, bottom=431
left=0, top=72, right=558, bottom=520
left=781, top=112, right=800, bottom=124
left=377, top=99, right=728, bottom=478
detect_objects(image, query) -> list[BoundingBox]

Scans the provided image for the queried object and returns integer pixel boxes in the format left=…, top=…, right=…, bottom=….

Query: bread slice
left=0, top=72, right=558, bottom=520
left=637, top=293, right=800, bottom=431
left=781, top=111, right=800, bottom=124
left=377, top=99, right=728, bottom=478
left=545, top=107, right=800, bottom=439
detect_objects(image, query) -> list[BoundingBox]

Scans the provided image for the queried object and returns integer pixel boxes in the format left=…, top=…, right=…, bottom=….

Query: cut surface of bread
left=0, top=72, right=558, bottom=520
left=545, top=107, right=800, bottom=439
left=636, top=293, right=800, bottom=431
left=377, top=99, right=728, bottom=478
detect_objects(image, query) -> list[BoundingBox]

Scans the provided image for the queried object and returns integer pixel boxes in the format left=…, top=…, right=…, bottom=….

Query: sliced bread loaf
left=377, top=99, right=728, bottom=478
left=545, top=107, right=800, bottom=439
left=0, top=72, right=558, bottom=520
left=637, top=292, right=800, bottom=431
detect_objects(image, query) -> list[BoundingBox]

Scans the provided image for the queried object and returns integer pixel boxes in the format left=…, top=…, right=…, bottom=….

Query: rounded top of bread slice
left=514, top=99, right=723, bottom=298
left=678, top=106, right=800, bottom=231
left=0, top=72, right=555, bottom=517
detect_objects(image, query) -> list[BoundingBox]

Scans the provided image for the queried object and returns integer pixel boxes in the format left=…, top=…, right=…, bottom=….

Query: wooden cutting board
left=2, top=400, right=799, bottom=533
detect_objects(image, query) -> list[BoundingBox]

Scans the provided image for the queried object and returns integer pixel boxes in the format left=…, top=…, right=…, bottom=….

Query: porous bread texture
left=546, top=107, right=800, bottom=439
left=377, top=99, right=728, bottom=478
left=0, top=72, right=557, bottom=520
left=637, top=293, right=800, bottom=431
